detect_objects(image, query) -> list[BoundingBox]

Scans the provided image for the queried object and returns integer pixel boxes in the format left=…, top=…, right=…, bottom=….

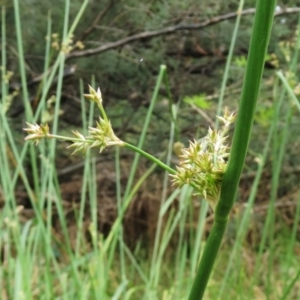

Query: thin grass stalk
left=8, top=5, right=57, bottom=260
left=112, top=78, right=127, bottom=282
left=289, top=14, right=300, bottom=71
left=43, top=0, right=79, bottom=283
left=50, top=186, right=83, bottom=287
left=12, top=222, right=32, bottom=299
left=122, top=242, right=148, bottom=284
left=1, top=6, right=6, bottom=100
left=13, top=0, right=41, bottom=201
left=75, top=150, right=90, bottom=255
left=30, top=0, right=87, bottom=125
left=12, top=0, right=31, bottom=119
left=282, top=192, right=300, bottom=298
left=85, top=95, right=101, bottom=287
left=41, top=11, right=52, bottom=93
left=270, top=26, right=300, bottom=296
left=39, top=12, right=53, bottom=212
left=89, top=123, right=97, bottom=232
left=163, top=68, right=179, bottom=138
left=187, top=196, right=195, bottom=264
left=267, top=106, right=292, bottom=298
left=150, top=102, right=178, bottom=285
left=275, top=70, right=300, bottom=297
left=151, top=188, right=191, bottom=290
left=280, top=268, right=300, bottom=300
left=123, top=65, right=167, bottom=199
left=176, top=242, right=188, bottom=297
left=106, top=66, right=170, bottom=292
left=190, top=201, right=209, bottom=274
left=160, top=189, right=181, bottom=216
left=1, top=107, right=42, bottom=218
left=67, top=0, right=89, bottom=37
left=188, top=1, right=277, bottom=298
left=218, top=106, right=276, bottom=296
left=85, top=77, right=111, bottom=297
left=74, top=78, right=94, bottom=255
left=215, top=0, right=245, bottom=122
left=74, top=80, right=91, bottom=255
left=175, top=201, right=188, bottom=267
left=147, top=208, right=176, bottom=298
left=36, top=49, right=51, bottom=201
left=51, top=176, right=82, bottom=284
left=277, top=71, right=300, bottom=111
left=80, top=79, right=88, bottom=134
left=49, top=11, right=69, bottom=140
left=90, top=158, right=101, bottom=297
left=21, top=222, right=36, bottom=298
left=0, top=6, right=14, bottom=208
left=220, top=75, right=281, bottom=295
left=115, top=146, right=127, bottom=282
left=251, top=57, right=299, bottom=291
left=41, top=3, right=91, bottom=289
left=106, top=163, right=158, bottom=250
left=106, top=166, right=156, bottom=296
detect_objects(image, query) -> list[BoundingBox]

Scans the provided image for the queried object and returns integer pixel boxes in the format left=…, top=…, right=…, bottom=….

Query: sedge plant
left=188, top=0, right=277, bottom=298
left=23, top=0, right=278, bottom=299
left=24, top=82, right=236, bottom=294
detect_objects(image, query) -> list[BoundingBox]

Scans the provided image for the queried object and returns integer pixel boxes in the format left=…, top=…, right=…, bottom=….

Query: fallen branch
left=66, top=7, right=300, bottom=60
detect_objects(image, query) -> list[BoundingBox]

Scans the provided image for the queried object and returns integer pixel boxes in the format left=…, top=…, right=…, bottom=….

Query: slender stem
left=124, top=65, right=166, bottom=199
left=46, top=136, right=203, bottom=193
left=188, top=1, right=277, bottom=299
left=98, top=104, right=109, bottom=123
left=123, top=142, right=176, bottom=175
left=124, top=142, right=201, bottom=194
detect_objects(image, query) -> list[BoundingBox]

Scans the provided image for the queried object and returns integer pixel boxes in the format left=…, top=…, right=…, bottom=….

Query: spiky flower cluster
left=68, top=117, right=122, bottom=155
left=24, top=123, right=50, bottom=145
left=171, top=109, right=236, bottom=210
left=24, top=86, right=123, bottom=154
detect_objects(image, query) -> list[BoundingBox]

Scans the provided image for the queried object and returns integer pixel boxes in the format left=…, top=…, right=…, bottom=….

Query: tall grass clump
left=2, top=0, right=300, bottom=299
left=23, top=0, right=276, bottom=298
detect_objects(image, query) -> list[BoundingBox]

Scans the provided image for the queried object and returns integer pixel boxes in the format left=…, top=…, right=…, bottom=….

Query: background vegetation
left=1, top=0, right=300, bottom=299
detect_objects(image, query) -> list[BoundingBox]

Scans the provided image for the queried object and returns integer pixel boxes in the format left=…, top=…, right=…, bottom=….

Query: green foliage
left=2, top=0, right=300, bottom=299
left=183, top=94, right=212, bottom=109
left=233, top=55, right=247, bottom=67
left=254, top=102, right=275, bottom=127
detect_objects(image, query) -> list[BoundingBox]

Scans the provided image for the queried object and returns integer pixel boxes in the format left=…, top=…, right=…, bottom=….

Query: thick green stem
left=218, top=1, right=276, bottom=216
left=189, top=215, right=228, bottom=298
left=188, top=1, right=277, bottom=299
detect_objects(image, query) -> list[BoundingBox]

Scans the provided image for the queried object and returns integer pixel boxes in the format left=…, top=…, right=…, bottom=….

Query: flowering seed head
left=67, top=117, right=124, bottom=155
left=171, top=109, right=236, bottom=210
left=23, top=123, right=50, bottom=145
left=87, top=117, right=123, bottom=152
left=84, top=85, right=102, bottom=105
left=67, top=131, right=90, bottom=155
left=217, top=107, right=236, bottom=128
